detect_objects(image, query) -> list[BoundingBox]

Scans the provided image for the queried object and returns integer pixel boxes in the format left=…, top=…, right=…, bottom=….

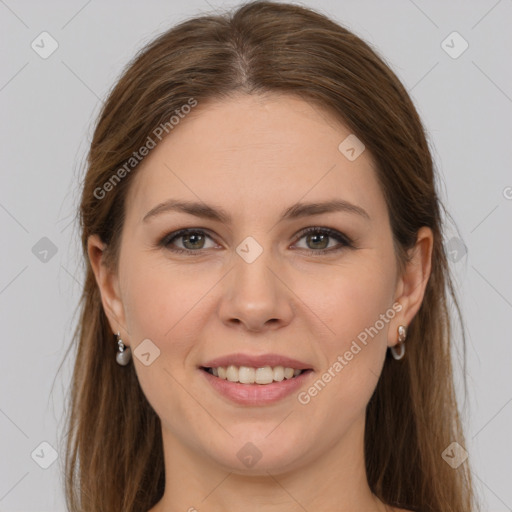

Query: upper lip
left=201, top=353, right=313, bottom=370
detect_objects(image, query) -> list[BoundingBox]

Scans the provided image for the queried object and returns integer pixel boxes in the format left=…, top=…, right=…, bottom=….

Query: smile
left=201, top=365, right=309, bottom=384
left=199, top=365, right=313, bottom=406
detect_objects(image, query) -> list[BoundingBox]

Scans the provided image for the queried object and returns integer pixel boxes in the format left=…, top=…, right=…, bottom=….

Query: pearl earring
left=390, top=325, right=407, bottom=360
left=115, top=332, right=132, bottom=366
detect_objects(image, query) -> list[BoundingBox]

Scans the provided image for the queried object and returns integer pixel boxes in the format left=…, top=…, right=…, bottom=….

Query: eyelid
left=292, top=226, right=353, bottom=247
left=159, top=227, right=219, bottom=252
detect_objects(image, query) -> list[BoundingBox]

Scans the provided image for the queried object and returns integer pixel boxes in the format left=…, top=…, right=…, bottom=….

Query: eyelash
left=158, top=227, right=354, bottom=256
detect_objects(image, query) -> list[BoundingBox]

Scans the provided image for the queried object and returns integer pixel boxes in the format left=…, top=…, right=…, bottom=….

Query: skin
left=89, top=93, right=432, bottom=512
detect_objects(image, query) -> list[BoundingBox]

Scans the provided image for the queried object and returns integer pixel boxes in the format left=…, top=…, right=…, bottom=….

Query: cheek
left=119, top=254, right=211, bottom=419
left=303, top=258, right=396, bottom=405
left=319, top=263, right=394, bottom=342
left=120, top=252, right=217, bottom=347
left=292, top=264, right=396, bottom=443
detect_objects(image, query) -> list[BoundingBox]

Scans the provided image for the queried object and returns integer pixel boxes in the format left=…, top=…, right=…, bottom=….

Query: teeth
left=206, top=365, right=305, bottom=384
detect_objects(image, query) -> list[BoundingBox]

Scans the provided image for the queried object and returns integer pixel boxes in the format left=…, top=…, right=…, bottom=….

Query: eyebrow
left=142, top=198, right=370, bottom=224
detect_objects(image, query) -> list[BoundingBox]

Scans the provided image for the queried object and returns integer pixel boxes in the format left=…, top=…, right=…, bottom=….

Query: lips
left=201, top=352, right=313, bottom=370
left=198, top=352, right=315, bottom=405
left=199, top=364, right=313, bottom=405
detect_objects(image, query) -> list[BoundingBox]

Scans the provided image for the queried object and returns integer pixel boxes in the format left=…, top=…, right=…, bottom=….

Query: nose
left=217, top=245, right=295, bottom=333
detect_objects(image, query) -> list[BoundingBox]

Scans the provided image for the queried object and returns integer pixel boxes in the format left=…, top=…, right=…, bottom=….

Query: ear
left=87, top=234, right=129, bottom=345
left=388, top=226, right=433, bottom=348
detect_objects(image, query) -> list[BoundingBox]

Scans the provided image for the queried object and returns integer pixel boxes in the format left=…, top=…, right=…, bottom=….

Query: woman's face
left=92, top=93, right=426, bottom=475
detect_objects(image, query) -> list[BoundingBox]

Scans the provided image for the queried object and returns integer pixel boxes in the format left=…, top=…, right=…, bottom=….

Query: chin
left=205, top=438, right=309, bottom=476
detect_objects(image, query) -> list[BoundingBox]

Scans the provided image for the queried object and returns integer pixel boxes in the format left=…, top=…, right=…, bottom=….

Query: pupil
left=308, top=233, right=328, bottom=250
left=184, top=233, right=204, bottom=249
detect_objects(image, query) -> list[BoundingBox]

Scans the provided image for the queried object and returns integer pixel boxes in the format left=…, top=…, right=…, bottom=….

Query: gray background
left=0, top=0, right=511, bottom=510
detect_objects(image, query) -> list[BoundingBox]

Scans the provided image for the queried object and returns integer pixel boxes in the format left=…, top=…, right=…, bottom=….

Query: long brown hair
left=60, top=1, right=479, bottom=510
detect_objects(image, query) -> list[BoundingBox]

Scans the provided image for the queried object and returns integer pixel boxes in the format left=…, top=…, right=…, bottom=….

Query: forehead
left=125, top=93, right=385, bottom=225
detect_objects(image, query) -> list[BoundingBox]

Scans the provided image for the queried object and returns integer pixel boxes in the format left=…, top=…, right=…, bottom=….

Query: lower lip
left=199, top=368, right=313, bottom=406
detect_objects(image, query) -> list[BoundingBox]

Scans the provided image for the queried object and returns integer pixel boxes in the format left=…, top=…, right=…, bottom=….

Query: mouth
left=200, top=365, right=313, bottom=385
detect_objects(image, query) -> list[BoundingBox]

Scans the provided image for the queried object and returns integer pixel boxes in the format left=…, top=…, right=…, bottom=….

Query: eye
left=159, top=226, right=353, bottom=256
left=292, top=227, right=353, bottom=254
left=159, top=228, right=218, bottom=255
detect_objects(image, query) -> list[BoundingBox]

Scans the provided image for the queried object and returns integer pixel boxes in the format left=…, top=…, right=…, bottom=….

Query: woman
left=62, top=1, right=479, bottom=511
